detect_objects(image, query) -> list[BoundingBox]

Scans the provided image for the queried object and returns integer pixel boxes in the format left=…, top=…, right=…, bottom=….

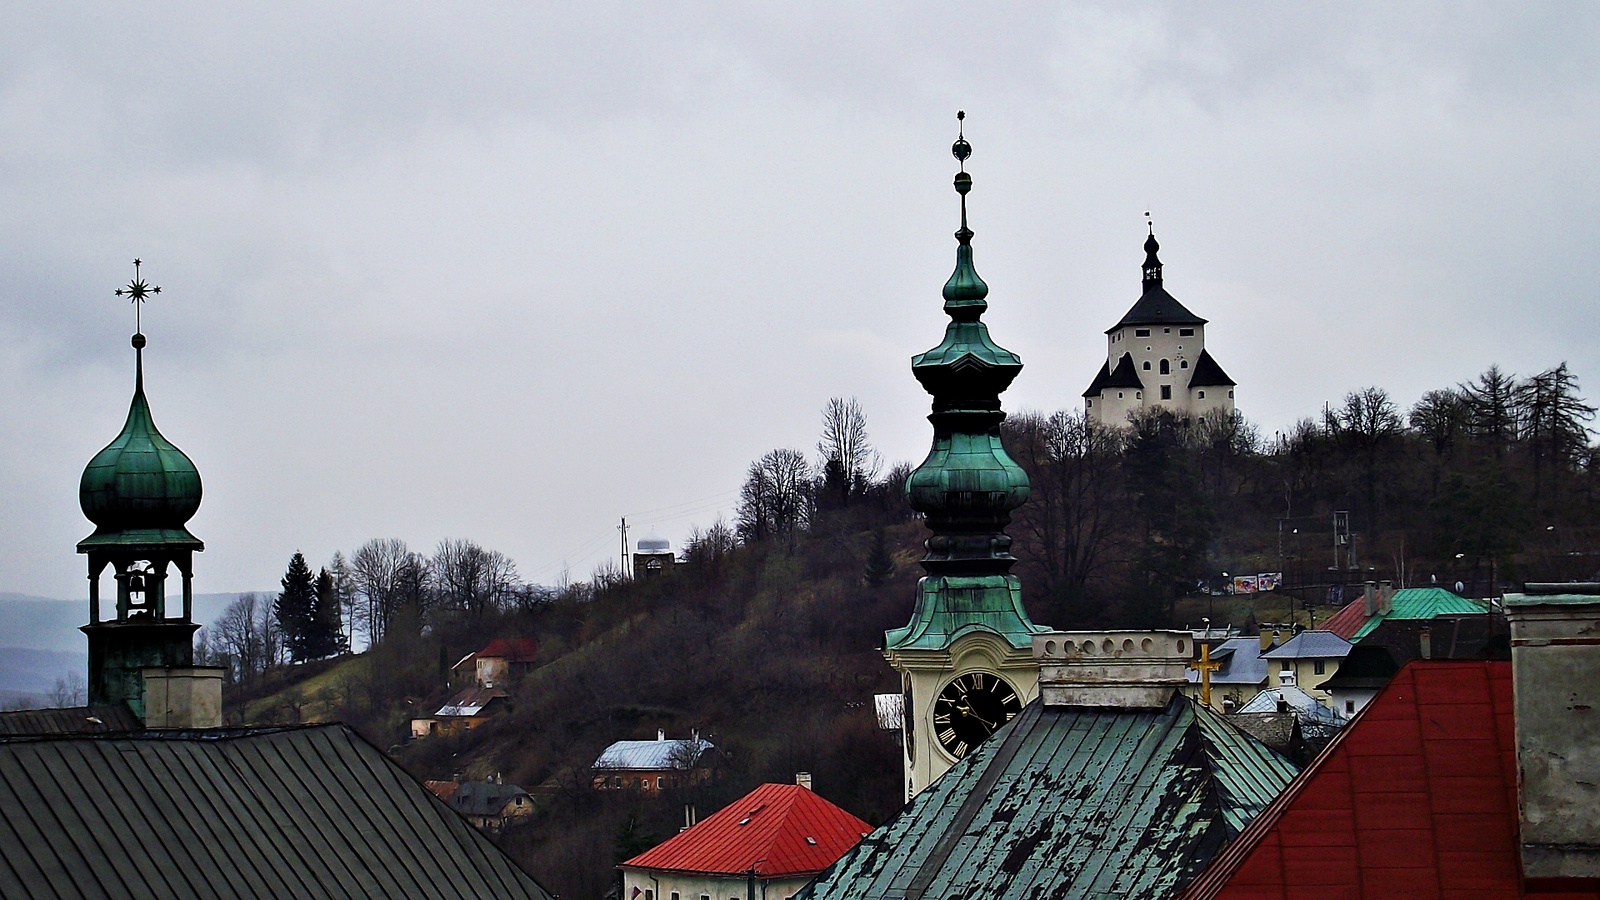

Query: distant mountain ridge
left=0, top=591, right=265, bottom=700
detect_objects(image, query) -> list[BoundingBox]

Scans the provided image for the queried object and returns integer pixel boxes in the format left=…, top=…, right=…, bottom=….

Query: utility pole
left=619, top=517, right=630, bottom=579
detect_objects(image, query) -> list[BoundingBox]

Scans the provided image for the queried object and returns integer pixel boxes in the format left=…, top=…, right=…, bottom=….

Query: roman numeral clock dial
left=932, top=672, right=1021, bottom=759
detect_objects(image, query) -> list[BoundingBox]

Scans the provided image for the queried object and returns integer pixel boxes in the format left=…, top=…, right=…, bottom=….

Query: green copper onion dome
left=78, top=334, right=203, bottom=547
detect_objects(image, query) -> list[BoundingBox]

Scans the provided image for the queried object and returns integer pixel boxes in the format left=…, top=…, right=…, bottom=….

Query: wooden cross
left=1188, top=641, right=1223, bottom=708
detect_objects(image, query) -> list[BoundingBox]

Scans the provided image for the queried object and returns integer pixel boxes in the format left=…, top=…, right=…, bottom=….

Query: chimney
left=657, top=728, right=666, bottom=741
left=1034, top=631, right=1190, bottom=709
left=1419, top=625, right=1432, bottom=660
left=1363, top=581, right=1378, bottom=616
left=1379, top=579, right=1394, bottom=615
left=1259, top=628, right=1273, bottom=652
left=795, top=772, right=812, bottom=790
left=1504, top=584, right=1600, bottom=878
left=140, top=667, right=223, bottom=729
left=1276, top=695, right=1289, bottom=714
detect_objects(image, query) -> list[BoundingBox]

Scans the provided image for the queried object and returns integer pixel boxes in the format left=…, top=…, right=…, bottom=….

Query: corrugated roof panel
left=0, top=724, right=552, bottom=900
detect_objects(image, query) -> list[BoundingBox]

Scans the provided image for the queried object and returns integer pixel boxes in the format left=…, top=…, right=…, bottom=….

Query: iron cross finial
left=115, top=258, right=161, bottom=335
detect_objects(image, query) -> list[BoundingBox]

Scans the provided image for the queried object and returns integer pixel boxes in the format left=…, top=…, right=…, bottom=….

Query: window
left=1159, top=359, right=1170, bottom=375
left=1136, top=328, right=1150, bottom=337
left=1197, top=391, right=1206, bottom=399
left=645, top=891, right=654, bottom=900
left=1163, top=328, right=1170, bottom=333
left=1180, top=328, right=1194, bottom=336
left=1314, top=660, right=1325, bottom=675
left=671, top=894, right=680, bottom=900
left=656, top=777, right=664, bottom=789
left=1160, top=385, right=1171, bottom=400
left=1180, top=360, right=1188, bottom=369
left=1346, top=700, right=1356, bottom=714
left=1142, top=360, right=1151, bottom=370
left=1281, top=662, right=1292, bottom=672
left=1136, top=391, right=1142, bottom=399
left=1118, top=391, right=1124, bottom=399
left=1086, top=399, right=1093, bottom=407
left=1228, top=390, right=1235, bottom=398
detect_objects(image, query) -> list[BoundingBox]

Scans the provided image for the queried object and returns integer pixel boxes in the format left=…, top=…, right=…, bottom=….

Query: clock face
left=933, top=671, right=1021, bottom=759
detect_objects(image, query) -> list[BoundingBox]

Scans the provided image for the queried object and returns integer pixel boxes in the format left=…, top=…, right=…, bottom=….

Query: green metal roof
left=884, top=575, right=1050, bottom=652
left=0, top=724, right=552, bottom=899
left=797, top=696, right=1297, bottom=900
left=1351, top=587, right=1487, bottom=640
left=78, top=346, right=203, bottom=551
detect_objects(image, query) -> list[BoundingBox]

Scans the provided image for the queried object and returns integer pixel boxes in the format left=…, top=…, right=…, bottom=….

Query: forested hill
left=220, top=365, right=1600, bottom=900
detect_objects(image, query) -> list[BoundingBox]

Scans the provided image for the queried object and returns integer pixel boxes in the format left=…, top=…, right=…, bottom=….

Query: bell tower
left=885, top=114, right=1050, bottom=800
left=78, top=260, right=216, bottom=725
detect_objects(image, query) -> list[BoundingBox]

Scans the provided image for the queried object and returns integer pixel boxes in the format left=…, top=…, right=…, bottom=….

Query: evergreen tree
left=275, top=552, right=317, bottom=662
left=863, top=528, right=894, bottom=588
left=308, top=567, right=348, bottom=659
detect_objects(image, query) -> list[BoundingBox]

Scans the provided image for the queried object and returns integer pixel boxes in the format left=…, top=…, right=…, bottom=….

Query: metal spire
left=115, top=258, right=161, bottom=338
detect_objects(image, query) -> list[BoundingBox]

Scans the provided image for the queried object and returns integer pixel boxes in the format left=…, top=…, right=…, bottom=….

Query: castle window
left=1117, top=392, right=1124, bottom=399
left=1086, top=399, right=1093, bottom=407
left=1180, top=328, right=1194, bottom=336
left=1198, top=390, right=1206, bottom=399
left=1161, top=385, right=1172, bottom=400
left=1136, top=329, right=1150, bottom=337
left=1229, top=390, right=1235, bottom=398
left=1159, top=359, right=1170, bottom=375
left=1142, top=361, right=1151, bottom=370
left=1164, top=328, right=1170, bottom=333
left=1136, top=391, right=1142, bottom=399
left=1181, top=360, right=1189, bottom=369
left=1346, top=700, right=1355, bottom=714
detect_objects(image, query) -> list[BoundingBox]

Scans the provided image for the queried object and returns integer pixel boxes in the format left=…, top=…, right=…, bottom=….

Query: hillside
left=230, top=512, right=924, bottom=900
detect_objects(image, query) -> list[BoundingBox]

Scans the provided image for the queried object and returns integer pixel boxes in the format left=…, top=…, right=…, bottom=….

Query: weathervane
left=952, top=111, right=974, bottom=245
left=1145, top=210, right=1153, bottom=235
left=114, top=258, right=161, bottom=336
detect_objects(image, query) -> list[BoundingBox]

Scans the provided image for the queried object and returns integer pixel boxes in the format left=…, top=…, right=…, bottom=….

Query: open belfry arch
left=884, top=113, right=1051, bottom=800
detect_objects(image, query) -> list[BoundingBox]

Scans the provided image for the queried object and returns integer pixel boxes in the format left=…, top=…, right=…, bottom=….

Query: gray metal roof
left=594, top=736, right=714, bottom=771
left=1185, top=638, right=1269, bottom=686
left=0, top=723, right=552, bottom=899
left=1260, top=630, right=1352, bottom=661
left=0, top=705, right=141, bottom=735
left=450, top=781, right=533, bottom=818
left=798, top=696, right=1297, bottom=900
left=1236, top=685, right=1344, bottom=726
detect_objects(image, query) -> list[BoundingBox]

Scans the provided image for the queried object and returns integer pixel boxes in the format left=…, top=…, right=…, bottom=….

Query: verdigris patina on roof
left=798, top=696, right=1296, bottom=900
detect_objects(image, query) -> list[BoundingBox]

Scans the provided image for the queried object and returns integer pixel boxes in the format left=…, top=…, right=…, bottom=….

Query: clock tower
left=886, top=114, right=1049, bottom=800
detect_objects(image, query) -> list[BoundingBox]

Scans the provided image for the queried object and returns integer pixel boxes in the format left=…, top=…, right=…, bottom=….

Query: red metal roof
left=620, top=783, right=869, bottom=878
left=1177, top=659, right=1600, bottom=900
left=477, top=637, right=539, bottom=663
left=1321, top=597, right=1371, bottom=640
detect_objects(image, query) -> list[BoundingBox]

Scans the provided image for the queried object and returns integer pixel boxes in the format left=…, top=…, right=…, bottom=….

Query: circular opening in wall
left=1101, top=639, right=1114, bottom=653
left=1141, top=638, right=1153, bottom=652
left=1123, top=639, right=1134, bottom=653
left=1045, top=640, right=1057, bottom=655
left=1083, top=640, right=1096, bottom=654
left=1177, top=640, right=1186, bottom=653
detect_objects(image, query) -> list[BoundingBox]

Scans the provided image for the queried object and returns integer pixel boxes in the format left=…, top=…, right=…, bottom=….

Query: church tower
left=1082, top=228, right=1236, bottom=424
left=78, top=261, right=219, bottom=726
left=885, top=115, right=1050, bottom=800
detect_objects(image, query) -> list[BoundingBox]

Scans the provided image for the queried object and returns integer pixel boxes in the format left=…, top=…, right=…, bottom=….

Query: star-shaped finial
left=114, top=259, right=160, bottom=334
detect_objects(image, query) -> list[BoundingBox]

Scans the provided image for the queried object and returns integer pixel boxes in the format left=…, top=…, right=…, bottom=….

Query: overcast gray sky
left=2, top=3, right=1597, bottom=601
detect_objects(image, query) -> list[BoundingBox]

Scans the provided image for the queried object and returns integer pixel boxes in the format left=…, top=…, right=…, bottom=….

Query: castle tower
left=78, top=261, right=219, bottom=726
left=1082, top=228, right=1236, bottom=424
left=884, top=115, right=1050, bottom=800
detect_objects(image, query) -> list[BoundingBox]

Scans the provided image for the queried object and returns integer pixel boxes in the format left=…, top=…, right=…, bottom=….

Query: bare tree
left=47, top=672, right=85, bottom=708
left=1461, top=365, right=1518, bottom=457
left=1334, top=386, right=1404, bottom=528
left=1515, top=362, right=1597, bottom=500
left=350, top=538, right=413, bottom=645
left=430, top=539, right=521, bottom=620
left=216, top=593, right=262, bottom=683
left=1410, top=389, right=1470, bottom=455
left=736, top=449, right=813, bottom=544
left=327, top=551, right=359, bottom=649
left=684, top=515, right=738, bottom=571
left=817, top=397, right=881, bottom=506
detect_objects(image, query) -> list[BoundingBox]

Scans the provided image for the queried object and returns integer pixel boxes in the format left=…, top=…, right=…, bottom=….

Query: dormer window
left=1135, top=329, right=1150, bottom=337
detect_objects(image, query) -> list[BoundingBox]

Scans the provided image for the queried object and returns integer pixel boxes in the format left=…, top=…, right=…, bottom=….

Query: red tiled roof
left=621, top=783, right=869, bottom=878
left=478, top=637, right=539, bottom=663
left=424, top=780, right=461, bottom=801
left=1321, top=597, right=1371, bottom=640
left=1177, top=659, right=1600, bottom=900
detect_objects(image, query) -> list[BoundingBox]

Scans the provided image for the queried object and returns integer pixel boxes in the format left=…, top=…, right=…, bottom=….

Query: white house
left=1084, top=229, right=1236, bottom=425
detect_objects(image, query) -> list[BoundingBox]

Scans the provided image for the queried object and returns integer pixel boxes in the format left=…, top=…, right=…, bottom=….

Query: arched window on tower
left=1181, top=360, right=1189, bottom=369
left=1142, top=361, right=1151, bottom=371
left=1159, top=359, right=1170, bottom=375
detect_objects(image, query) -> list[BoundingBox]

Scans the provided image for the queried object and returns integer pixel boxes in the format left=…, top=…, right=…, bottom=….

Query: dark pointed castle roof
left=1106, top=230, right=1208, bottom=334
left=1187, top=349, right=1236, bottom=387
left=1082, top=352, right=1147, bottom=398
